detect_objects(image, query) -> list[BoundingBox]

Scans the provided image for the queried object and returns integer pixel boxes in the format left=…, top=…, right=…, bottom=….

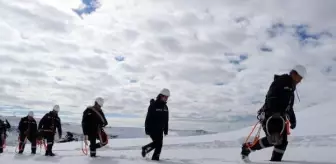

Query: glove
left=257, top=111, right=265, bottom=122
left=100, top=123, right=106, bottom=128
left=164, top=131, right=168, bottom=136
left=290, top=122, right=296, bottom=129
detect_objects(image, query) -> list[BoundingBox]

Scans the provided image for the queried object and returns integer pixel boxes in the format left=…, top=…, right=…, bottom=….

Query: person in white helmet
left=17, top=111, right=38, bottom=154
left=241, top=65, right=307, bottom=162
left=142, top=88, right=170, bottom=161
left=81, top=97, right=108, bottom=157
left=38, top=105, right=62, bottom=156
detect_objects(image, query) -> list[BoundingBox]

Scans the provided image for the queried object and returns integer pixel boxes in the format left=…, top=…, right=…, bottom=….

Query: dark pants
left=250, top=115, right=288, bottom=161
left=39, top=131, right=55, bottom=155
left=142, top=132, right=163, bottom=160
left=88, top=129, right=108, bottom=157
left=0, top=133, right=5, bottom=153
left=18, top=133, right=37, bottom=154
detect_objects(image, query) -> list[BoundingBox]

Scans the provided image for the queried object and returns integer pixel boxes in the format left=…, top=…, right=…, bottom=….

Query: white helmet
left=160, top=88, right=170, bottom=97
left=53, top=105, right=60, bottom=112
left=95, top=97, right=104, bottom=107
left=292, top=65, right=307, bottom=78
left=28, top=111, right=34, bottom=117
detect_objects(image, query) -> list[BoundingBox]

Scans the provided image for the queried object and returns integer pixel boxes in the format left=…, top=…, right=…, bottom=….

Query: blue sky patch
left=115, top=56, right=125, bottom=62
left=267, top=22, right=333, bottom=46
left=72, top=0, right=101, bottom=19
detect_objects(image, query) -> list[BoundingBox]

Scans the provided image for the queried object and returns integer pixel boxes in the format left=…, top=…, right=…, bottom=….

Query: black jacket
left=82, top=106, right=108, bottom=136
left=145, top=98, right=169, bottom=135
left=18, top=116, right=38, bottom=137
left=38, top=111, right=62, bottom=136
left=260, top=74, right=296, bottom=125
left=0, top=119, right=10, bottom=134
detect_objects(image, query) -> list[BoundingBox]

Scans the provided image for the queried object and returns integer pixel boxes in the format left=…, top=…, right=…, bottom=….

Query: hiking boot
left=141, top=147, right=146, bottom=158
left=241, top=143, right=251, bottom=157
left=31, top=148, right=36, bottom=154
left=45, top=151, right=56, bottom=156
left=152, top=156, right=159, bottom=161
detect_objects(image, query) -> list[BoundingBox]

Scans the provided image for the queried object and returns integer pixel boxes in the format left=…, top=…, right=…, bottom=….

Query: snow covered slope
left=1, top=100, right=335, bottom=164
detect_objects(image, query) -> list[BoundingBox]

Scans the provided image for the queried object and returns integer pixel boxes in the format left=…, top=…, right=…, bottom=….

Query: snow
left=1, top=101, right=336, bottom=163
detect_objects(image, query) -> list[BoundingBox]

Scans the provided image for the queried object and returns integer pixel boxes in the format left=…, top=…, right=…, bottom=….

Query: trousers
left=142, top=132, right=163, bottom=160
left=250, top=114, right=288, bottom=161
left=0, top=133, right=5, bottom=153
left=88, top=129, right=108, bottom=157
left=39, top=131, right=55, bottom=155
left=18, top=133, right=37, bottom=154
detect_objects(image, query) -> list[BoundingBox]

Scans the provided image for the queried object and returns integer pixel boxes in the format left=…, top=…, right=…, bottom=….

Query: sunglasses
left=161, top=95, right=169, bottom=99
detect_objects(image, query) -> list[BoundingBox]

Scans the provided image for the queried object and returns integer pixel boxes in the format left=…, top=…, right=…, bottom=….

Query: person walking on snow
left=241, top=65, right=307, bottom=162
left=81, top=97, right=108, bottom=157
left=0, top=117, right=10, bottom=153
left=142, top=88, right=170, bottom=161
left=38, top=105, right=62, bottom=156
left=17, top=111, right=38, bottom=154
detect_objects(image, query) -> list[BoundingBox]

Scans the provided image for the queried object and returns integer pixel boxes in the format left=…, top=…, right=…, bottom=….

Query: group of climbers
left=0, top=64, right=307, bottom=162
left=0, top=97, right=109, bottom=157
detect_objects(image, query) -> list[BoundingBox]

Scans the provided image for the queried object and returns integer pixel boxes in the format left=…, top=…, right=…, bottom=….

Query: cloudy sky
left=0, top=0, right=335, bottom=131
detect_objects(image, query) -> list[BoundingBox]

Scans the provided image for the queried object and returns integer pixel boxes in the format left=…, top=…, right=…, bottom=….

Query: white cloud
left=0, top=0, right=335, bottom=131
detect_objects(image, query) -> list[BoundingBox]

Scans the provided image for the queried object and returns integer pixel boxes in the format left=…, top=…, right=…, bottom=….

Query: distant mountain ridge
left=0, top=115, right=214, bottom=146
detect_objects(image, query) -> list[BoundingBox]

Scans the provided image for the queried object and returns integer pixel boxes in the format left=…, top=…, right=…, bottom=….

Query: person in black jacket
left=38, top=105, right=62, bottom=156
left=141, top=88, right=170, bottom=161
left=0, top=117, right=10, bottom=153
left=17, top=111, right=38, bottom=154
left=241, top=65, right=307, bottom=162
left=82, top=97, right=108, bottom=157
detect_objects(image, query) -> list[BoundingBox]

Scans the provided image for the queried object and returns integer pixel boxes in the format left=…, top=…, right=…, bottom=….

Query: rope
left=286, top=120, right=291, bottom=135
left=15, top=136, right=27, bottom=153
left=37, top=140, right=43, bottom=153
left=244, top=122, right=262, bottom=148
left=37, top=139, right=47, bottom=153
left=81, top=135, right=88, bottom=155
left=266, top=115, right=286, bottom=136
left=1, top=135, right=6, bottom=150
left=98, top=129, right=108, bottom=145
